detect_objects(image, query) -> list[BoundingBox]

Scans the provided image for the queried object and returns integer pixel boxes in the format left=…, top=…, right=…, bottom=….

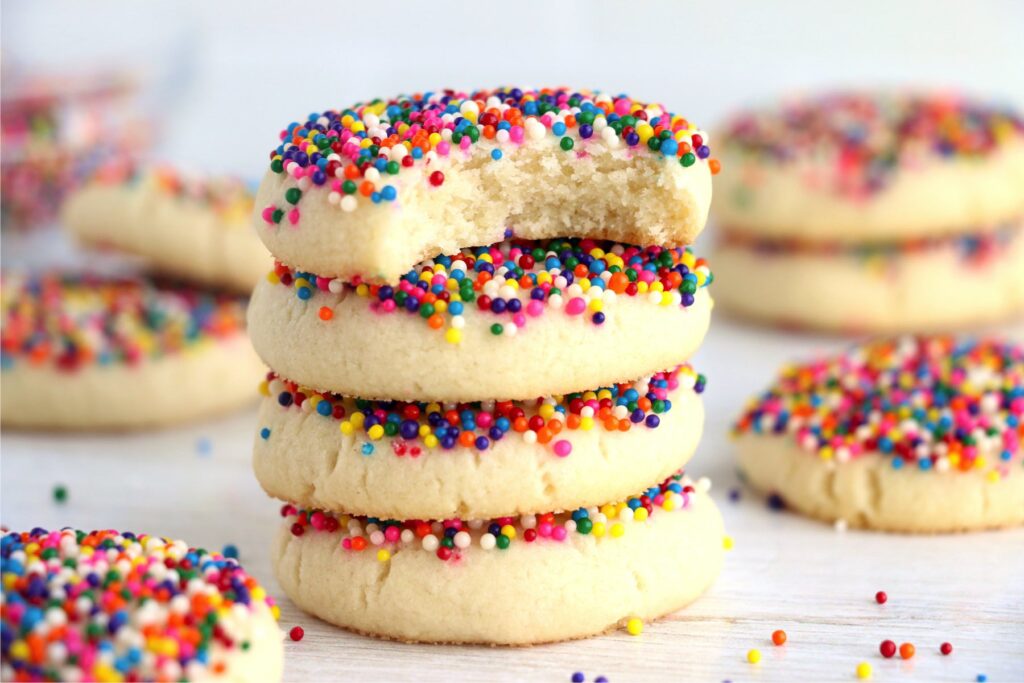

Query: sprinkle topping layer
left=261, top=364, right=705, bottom=457
left=88, top=164, right=255, bottom=225
left=269, top=237, right=712, bottom=344
left=0, top=272, right=248, bottom=372
left=281, top=470, right=705, bottom=563
left=733, top=337, right=1024, bottom=479
left=722, top=92, right=1024, bottom=196
left=260, top=87, right=719, bottom=225
left=0, top=528, right=278, bottom=682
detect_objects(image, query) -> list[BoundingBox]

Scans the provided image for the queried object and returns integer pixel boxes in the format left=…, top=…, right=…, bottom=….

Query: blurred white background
left=4, top=0, right=1023, bottom=177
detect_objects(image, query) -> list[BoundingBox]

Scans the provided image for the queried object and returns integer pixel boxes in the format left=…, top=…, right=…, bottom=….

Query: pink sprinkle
left=526, top=300, right=544, bottom=317
left=614, top=98, right=632, bottom=116
left=288, top=208, right=300, bottom=225
left=384, top=527, right=400, bottom=542
left=553, top=440, right=573, bottom=457
left=552, top=526, right=568, bottom=541
left=261, top=206, right=276, bottom=224
left=380, top=299, right=397, bottom=313
left=537, top=522, right=553, bottom=537
left=436, top=141, right=451, bottom=156
left=510, top=126, right=524, bottom=143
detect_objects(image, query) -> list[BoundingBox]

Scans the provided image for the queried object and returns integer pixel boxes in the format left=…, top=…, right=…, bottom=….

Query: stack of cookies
left=712, top=92, right=1024, bottom=332
left=247, top=88, right=726, bottom=644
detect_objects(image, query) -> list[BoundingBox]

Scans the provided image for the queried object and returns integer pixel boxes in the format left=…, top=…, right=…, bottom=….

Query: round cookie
left=712, top=222, right=1024, bottom=332
left=0, top=272, right=265, bottom=429
left=254, top=365, right=706, bottom=519
left=272, top=474, right=724, bottom=644
left=0, top=528, right=283, bottom=682
left=256, top=87, right=719, bottom=283
left=248, top=238, right=713, bottom=402
left=732, top=336, right=1024, bottom=532
left=714, top=91, right=1024, bottom=242
left=63, top=166, right=272, bottom=294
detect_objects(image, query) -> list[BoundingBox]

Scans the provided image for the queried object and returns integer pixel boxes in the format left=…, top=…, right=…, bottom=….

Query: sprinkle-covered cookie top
left=261, top=87, right=719, bottom=225
left=0, top=272, right=248, bottom=372
left=0, top=528, right=278, bottom=682
left=733, top=337, right=1024, bottom=479
left=261, top=364, right=705, bottom=457
left=281, top=469, right=706, bottom=563
left=721, top=92, right=1024, bottom=195
left=87, top=164, right=255, bottom=225
left=269, top=237, right=712, bottom=344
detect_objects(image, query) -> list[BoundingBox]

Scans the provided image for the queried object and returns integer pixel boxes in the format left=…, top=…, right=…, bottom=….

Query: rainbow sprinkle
left=733, top=337, right=1024, bottom=480
left=0, top=272, right=248, bottom=372
left=281, top=470, right=703, bottom=563
left=0, top=528, right=278, bottom=682
left=260, top=87, right=720, bottom=226
left=722, top=92, right=1024, bottom=197
left=261, top=364, right=705, bottom=456
left=86, top=164, right=255, bottom=225
left=269, top=237, right=712, bottom=343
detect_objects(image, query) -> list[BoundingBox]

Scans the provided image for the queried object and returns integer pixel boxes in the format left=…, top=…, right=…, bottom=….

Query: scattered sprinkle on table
left=880, top=640, right=897, bottom=658
left=940, top=642, right=954, bottom=655
left=899, top=642, right=915, bottom=659
left=626, top=618, right=643, bottom=636
left=875, top=591, right=887, bottom=604
left=856, top=661, right=872, bottom=679
left=51, top=484, right=67, bottom=504
left=747, top=649, right=762, bottom=664
left=289, top=626, right=304, bottom=642
left=771, top=629, right=787, bottom=646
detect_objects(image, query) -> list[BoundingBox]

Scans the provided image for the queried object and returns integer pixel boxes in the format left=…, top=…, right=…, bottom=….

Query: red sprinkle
left=289, top=626, right=304, bottom=641
left=875, top=591, right=888, bottom=604
left=771, top=630, right=787, bottom=646
left=429, top=170, right=445, bottom=187
left=880, top=640, right=897, bottom=658
left=900, top=642, right=916, bottom=660
left=940, top=642, right=953, bottom=655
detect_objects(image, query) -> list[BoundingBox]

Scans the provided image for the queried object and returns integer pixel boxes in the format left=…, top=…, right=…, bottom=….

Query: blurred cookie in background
left=731, top=336, right=1024, bottom=532
left=63, top=165, right=271, bottom=294
left=0, top=271, right=264, bottom=430
left=711, top=92, right=1024, bottom=332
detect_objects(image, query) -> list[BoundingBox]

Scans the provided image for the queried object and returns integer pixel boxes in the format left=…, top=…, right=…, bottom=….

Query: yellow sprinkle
left=377, top=549, right=391, bottom=562
left=747, top=649, right=762, bottom=664
left=610, top=523, right=625, bottom=538
left=266, top=272, right=280, bottom=284
left=500, top=524, right=516, bottom=539
left=856, top=661, right=872, bottom=679
left=350, top=413, right=365, bottom=428
left=355, top=283, right=369, bottom=296
left=539, top=404, right=555, bottom=419
left=258, top=381, right=270, bottom=397
left=445, top=328, right=462, bottom=344
left=723, top=535, right=734, bottom=550
left=986, top=470, right=1000, bottom=482
left=580, top=417, right=594, bottom=431
left=9, top=640, right=28, bottom=660
left=626, top=617, right=643, bottom=636
left=339, top=421, right=354, bottom=435
left=423, top=434, right=439, bottom=449
left=418, top=424, right=431, bottom=437
left=588, top=299, right=603, bottom=313
left=271, top=605, right=281, bottom=620
left=367, top=425, right=384, bottom=440
left=591, top=522, right=606, bottom=537
left=633, top=507, right=649, bottom=522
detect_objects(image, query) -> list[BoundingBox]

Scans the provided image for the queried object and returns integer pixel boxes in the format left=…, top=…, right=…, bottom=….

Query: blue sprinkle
left=260, top=428, right=271, bottom=440
left=196, top=437, right=212, bottom=457
left=361, top=443, right=374, bottom=456
left=222, top=544, right=239, bottom=560
left=491, top=149, right=503, bottom=161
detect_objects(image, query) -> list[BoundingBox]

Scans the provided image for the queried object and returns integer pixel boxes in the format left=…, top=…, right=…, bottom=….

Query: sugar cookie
left=1, top=272, right=264, bottom=429
left=0, top=528, right=283, bottom=682
left=272, top=476, right=723, bottom=644
left=64, top=166, right=271, bottom=293
left=732, top=336, right=1024, bottom=532
left=256, top=87, right=718, bottom=282
left=248, top=238, right=713, bottom=401
left=253, top=365, right=705, bottom=519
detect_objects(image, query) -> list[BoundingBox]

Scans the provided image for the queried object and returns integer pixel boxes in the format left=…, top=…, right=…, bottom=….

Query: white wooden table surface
left=2, top=232, right=1023, bottom=681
